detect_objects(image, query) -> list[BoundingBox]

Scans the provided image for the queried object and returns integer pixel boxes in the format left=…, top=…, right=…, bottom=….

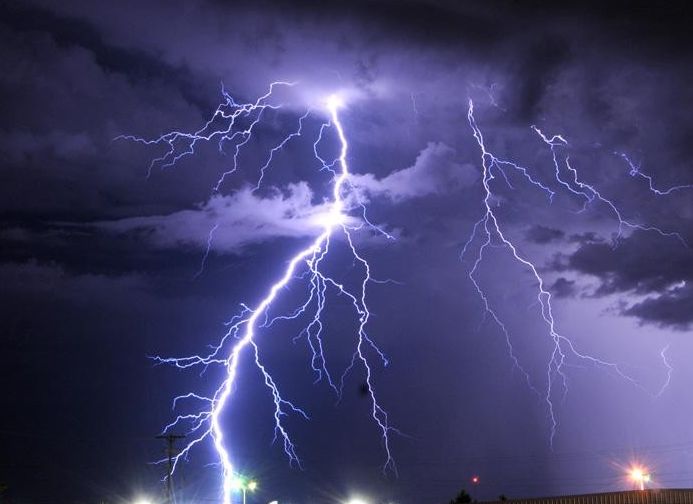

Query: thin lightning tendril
left=616, top=152, right=693, bottom=196
left=655, top=344, right=673, bottom=398
left=122, top=84, right=395, bottom=503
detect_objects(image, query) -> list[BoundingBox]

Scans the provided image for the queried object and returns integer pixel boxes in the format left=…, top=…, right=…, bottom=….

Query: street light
left=232, top=476, right=258, bottom=504
left=629, top=466, right=651, bottom=491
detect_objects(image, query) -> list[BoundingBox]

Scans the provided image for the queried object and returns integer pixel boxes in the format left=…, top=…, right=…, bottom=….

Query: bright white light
left=629, top=465, right=651, bottom=490
left=312, top=208, right=348, bottom=229
left=347, top=499, right=369, bottom=504
left=134, top=498, right=153, bottom=504
left=326, top=94, right=345, bottom=110
left=630, top=466, right=649, bottom=481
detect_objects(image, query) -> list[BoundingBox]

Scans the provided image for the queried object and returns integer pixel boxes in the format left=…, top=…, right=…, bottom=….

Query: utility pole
left=156, top=434, right=185, bottom=504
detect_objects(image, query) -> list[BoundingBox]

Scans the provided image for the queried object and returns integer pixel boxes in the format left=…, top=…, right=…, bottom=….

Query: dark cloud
left=550, top=277, right=576, bottom=298
left=554, top=231, right=693, bottom=326
left=625, top=283, right=693, bottom=329
left=525, top=225, right=565, bottom=244
left=563, top=232, right=690, bottom=295
left=511, top=35, right=572, bottom=122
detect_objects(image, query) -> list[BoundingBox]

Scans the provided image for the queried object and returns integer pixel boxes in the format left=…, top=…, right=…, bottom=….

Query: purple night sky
left=1, top=2, right=693, bottom=504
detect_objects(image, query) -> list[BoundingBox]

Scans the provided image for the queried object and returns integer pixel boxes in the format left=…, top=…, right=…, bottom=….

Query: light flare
left=628, top=465, right=652, bottom=491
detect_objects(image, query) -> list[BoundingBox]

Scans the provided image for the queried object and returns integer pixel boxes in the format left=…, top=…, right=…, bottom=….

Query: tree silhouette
left=449, top=489, right=473, bottom=504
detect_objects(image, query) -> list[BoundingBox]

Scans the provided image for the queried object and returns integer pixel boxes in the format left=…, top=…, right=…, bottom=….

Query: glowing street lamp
left=232, top=476, right=258, bottom=504
left=629, top=466, right=651, bottom=491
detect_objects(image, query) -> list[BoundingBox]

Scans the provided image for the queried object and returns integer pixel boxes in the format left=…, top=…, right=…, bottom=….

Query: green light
left=230, top=475, right=258, bottom=492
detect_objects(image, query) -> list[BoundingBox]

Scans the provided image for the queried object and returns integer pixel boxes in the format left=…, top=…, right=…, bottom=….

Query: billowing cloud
left=349, top=141, right=477, bottom=201
left=98, top=183, right=340, bottom=253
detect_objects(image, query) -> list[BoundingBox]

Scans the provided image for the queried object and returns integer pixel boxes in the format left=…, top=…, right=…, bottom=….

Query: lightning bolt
left=462, top=99, right=682, bottom=444
left=121, top=85, right=396, bottom=503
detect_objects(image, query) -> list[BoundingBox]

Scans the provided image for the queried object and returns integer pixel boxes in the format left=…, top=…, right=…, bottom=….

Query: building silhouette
left=486, top=489, right=693, bottom=504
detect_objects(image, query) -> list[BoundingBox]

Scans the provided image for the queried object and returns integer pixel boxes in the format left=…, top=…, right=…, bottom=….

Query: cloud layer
left=553, top=231, right=693, bottom=328
left=97, top=183, right=334, bottom=253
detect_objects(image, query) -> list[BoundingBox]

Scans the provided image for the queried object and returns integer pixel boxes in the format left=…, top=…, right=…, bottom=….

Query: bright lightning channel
left=121, top=85, right=396, bottom=504
left=463, top=99, right=681, bottom=444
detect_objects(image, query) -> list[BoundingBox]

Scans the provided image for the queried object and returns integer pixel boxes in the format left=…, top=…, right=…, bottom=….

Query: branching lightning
left=529, top=128, right=687, bottom=246
left=123, top=84, right=395, bottom=503
left=462, top=99, right=682, bottom=443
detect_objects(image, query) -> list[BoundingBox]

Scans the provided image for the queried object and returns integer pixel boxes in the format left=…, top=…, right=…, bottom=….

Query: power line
left=156, top=434, right=185, bottom=504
